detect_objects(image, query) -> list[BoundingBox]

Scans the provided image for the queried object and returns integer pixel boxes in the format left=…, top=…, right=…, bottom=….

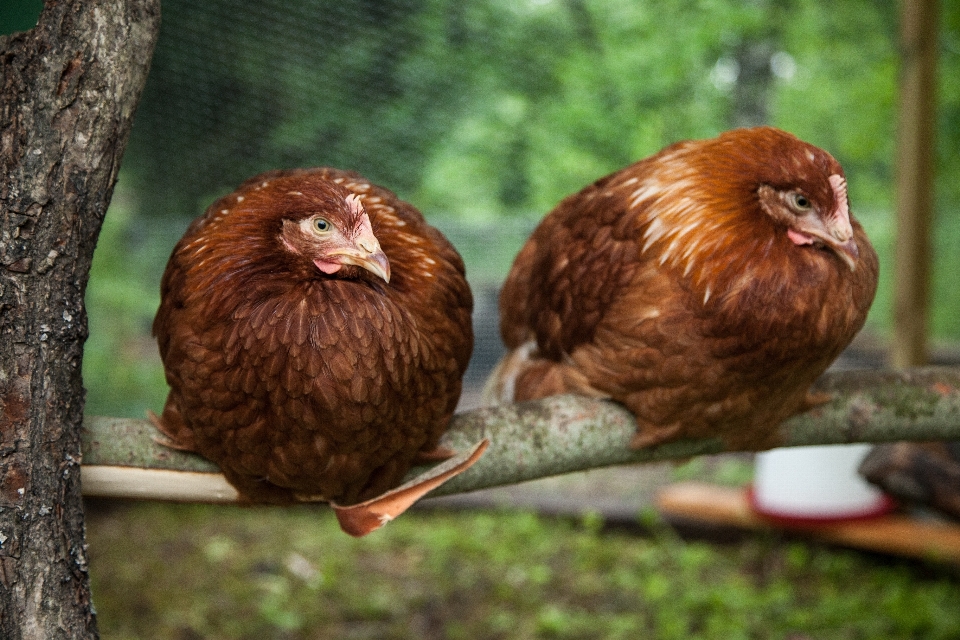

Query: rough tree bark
left=0, top=2, right=159, bottom=638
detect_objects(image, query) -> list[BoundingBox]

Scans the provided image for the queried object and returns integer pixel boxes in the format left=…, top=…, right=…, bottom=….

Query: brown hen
left=153, top=168, right=475, bottom=522
left=487, top=127, right=878, bottom=451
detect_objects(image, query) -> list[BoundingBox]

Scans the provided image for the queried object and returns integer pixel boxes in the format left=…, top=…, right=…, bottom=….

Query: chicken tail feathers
left=148, top=406, right=198, bottom=452
left=480, top=340, right=538, bottom=406
left=481, top=340, right=609, bottom=406
left=329, top=438, right=489, bottom=537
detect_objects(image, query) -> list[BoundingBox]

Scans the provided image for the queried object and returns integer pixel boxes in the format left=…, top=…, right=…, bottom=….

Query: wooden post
left=892, top=0, right=938, bottom=368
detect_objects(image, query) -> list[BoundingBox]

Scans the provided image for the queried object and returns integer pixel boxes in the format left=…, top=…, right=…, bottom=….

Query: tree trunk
left=0, top=1, right=159, bottom=637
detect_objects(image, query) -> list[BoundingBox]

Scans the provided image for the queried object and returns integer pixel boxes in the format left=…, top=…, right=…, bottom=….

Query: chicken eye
left=313, top=218, right=331, bottom=233
left=788, top=192, right=812, bottom=211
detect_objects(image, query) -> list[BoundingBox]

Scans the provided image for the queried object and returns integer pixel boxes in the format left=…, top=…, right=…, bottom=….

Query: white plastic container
left=749, top=444, right=894, bottom=524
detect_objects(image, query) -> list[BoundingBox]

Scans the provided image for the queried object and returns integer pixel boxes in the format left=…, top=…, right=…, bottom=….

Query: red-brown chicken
left=487, top=127, right=878, bottom=451
left=153, top=168, right=475, bottom=520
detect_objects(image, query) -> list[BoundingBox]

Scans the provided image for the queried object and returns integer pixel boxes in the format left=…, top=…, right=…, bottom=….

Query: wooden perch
left=80, top=367, right=960, bottom=503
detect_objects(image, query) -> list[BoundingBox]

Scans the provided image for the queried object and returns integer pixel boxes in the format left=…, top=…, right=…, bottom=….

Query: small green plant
left=87, top=502, right=960, bottom=640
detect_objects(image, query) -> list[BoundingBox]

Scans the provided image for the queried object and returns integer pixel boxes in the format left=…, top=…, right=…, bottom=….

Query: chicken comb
left=344, top=192, right=365, bottom=218
left=827, top=174, right=853, bottom=241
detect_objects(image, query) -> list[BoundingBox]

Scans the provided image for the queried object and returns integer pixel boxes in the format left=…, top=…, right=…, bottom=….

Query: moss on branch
left=80, top=367, right=960, bottom=500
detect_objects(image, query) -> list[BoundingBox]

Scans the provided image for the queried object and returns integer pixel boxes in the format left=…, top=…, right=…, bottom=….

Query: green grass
left=86, top=502, right=960, bottom=640
left=83, top=200, right=172, bottom=418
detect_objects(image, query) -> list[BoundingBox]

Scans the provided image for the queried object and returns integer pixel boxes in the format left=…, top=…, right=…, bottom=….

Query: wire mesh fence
left=76, top=0, right=960, bottom=418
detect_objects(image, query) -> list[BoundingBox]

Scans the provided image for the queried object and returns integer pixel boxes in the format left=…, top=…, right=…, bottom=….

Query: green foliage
left=87, top=502, right=960, bottom=639
left=120, top=0, right=960, bottom=222
left=82, top=185, right=176, bottom=418
left=0, top=0, right=42, bottom=36
left=415, top=0, right=745, bottom=219
left=123, top=0, right=462, bottom=219
left=770, top=0, right=899, bottom=210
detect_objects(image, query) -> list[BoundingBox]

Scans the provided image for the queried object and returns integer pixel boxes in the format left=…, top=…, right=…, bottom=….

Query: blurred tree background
left=6, top=0, right=960, bottom=420
left=116, top=0, right=960, bottom=224
left=3, top=0, right=959, bottom=417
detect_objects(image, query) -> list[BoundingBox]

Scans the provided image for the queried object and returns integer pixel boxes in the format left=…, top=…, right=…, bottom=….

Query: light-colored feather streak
left=502, top=340, right=536, bottom=402
left=629, top=183, right=663, bottom=209
left=642, top=217, right=666, bottom=248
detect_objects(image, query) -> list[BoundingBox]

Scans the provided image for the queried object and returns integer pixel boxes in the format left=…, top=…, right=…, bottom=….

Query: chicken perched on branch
left=487, top=127, right=878, bottom=451
left=153, top=168, right=478, bottom=534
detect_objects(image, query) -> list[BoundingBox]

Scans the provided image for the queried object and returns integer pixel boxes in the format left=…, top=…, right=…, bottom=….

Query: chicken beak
left=831, top=236, right=859, bottom=272
left=788, top=215, right=859, bottom=272
left=816, top=217, right=858, bottom=272
left=319, top=211, right=391, bottom=283
left=332, top=242, right=391, bottom=283
left=358, top=248, right=391, bottom=283
left=789, top=228, right=859, bottom=272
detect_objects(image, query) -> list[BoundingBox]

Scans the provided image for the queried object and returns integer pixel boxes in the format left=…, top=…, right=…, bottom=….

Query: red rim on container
left=746, top=485, right=898, bottom=527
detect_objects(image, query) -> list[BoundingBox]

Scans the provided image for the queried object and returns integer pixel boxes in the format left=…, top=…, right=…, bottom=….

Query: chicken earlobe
left=320, top=211, right=391, bottom=282
left=757, top=177, right=859, bottom=271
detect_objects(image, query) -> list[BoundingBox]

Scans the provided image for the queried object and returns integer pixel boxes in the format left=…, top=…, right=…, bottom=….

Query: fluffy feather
left=487, top=127, right=878, bottom=451
left=153, top=168, right=473, bottom=506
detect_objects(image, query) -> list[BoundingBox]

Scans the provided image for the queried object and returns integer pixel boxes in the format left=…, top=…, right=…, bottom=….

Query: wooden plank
left=656, top=481, right=960, bottom=563
left=82, top=466, right=239, bottom=503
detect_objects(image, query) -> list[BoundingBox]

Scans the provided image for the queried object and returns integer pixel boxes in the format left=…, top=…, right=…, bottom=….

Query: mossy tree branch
left=81, top=367, right=960, bottom=502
